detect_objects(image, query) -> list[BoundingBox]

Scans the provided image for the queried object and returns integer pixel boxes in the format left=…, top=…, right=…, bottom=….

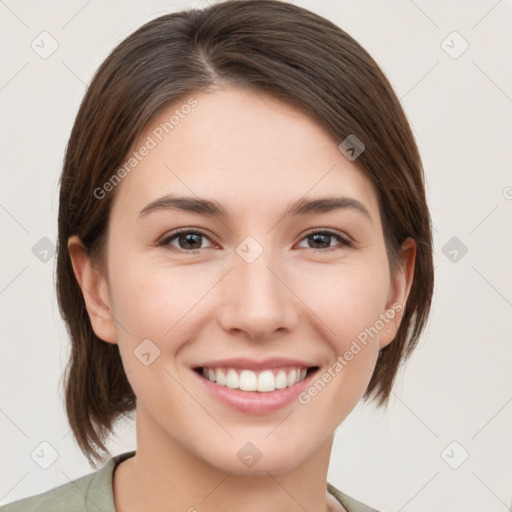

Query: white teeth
left=286, top=369, right=297, bottom=387
left=200, top=366, right=308, bottom=392
left=257, top=370, right=275, bottom=392
left=239, top=370, right=257, bottom=391
left=275, top=370, right=287, bottom=389
left=226, top=369, right=238, bottom=389
left=215, top=368, right=226, bottom=386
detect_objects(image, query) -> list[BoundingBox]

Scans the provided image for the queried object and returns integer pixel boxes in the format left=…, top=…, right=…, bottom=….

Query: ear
left=379, top=237, right=416, bottom=349
left=67, top=235, right=118, bottom=344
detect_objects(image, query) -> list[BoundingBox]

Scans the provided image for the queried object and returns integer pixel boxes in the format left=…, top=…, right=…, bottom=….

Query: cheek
left=293, top=260, right=391, bottom=346
left=105, top=260, right=201, bottom=404
left=288, top=264, right=390, bottom=435
left=107, top=253, right=215, bottom=348
left=109, top=249, right=391, bottom=346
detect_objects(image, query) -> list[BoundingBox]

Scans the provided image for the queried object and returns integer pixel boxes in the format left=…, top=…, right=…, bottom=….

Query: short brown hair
left=56, top=0, right=434, bottom=467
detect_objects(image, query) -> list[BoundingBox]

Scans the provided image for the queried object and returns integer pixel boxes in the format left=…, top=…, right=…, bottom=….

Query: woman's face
left=76, top=87, right=414, bottom=475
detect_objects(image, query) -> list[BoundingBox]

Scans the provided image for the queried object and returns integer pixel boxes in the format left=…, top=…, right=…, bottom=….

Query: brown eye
left=297, top=230, right=352, bottom=251
left=158, top=228, right=351, bottom=253
left=160, top=229, right=214, bottom=251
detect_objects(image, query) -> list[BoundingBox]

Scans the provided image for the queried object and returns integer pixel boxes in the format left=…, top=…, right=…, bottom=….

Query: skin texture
left=69, top=87, right=416, bottom=512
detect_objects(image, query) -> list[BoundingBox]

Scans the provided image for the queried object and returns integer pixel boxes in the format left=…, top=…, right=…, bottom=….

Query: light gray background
left=1, top=1, right=511, bottom=511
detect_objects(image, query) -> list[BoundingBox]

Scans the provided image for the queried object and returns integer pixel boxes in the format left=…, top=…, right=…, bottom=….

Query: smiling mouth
left=194, top=366, right=319, bottom=393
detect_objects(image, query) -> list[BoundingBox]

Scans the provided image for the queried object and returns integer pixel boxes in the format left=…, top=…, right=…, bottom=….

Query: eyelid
left=158, top=227, right=217, bottom=249
left=301, top=227, right=352, bottom=243
left=158, top=226, right=354, bottom=252
left=298, top=228, right=353, bottom=249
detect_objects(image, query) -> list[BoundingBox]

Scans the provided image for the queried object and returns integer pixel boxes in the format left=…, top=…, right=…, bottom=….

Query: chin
left=195, top=434, right=316, bottom=476
left=217, top=451, right=306, bottom=476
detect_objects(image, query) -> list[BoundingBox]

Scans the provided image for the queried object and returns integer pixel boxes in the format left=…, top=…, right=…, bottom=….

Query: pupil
left=311, top=233, right=329, bottom=248
left=178, top=233, right=331, bottom=250
left=181, top=233, right=201, bottom=249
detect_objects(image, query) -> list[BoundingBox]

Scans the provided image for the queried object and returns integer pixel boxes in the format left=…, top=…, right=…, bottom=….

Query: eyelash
left=157, top=227, right=353, bottom=253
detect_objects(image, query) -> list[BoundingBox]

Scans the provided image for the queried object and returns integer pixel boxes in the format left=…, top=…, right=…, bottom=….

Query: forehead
left=111, top=87, right=380, bottom=220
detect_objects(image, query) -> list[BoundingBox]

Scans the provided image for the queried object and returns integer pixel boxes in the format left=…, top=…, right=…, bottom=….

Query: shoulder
left=0, top=475, right=92, bottom=512
left=0, top=470, right=101, bottom=512
left=0, top=450, right=136, bottom=512
left=327, top=481, right=383, bottom=512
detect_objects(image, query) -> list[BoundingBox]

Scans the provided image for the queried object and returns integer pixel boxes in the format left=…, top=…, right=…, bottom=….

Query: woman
left=2, top=1, right=433, bottom=511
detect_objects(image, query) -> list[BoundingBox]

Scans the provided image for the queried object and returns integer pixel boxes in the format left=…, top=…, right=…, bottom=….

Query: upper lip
left=194, top=357, right=317, bottom=371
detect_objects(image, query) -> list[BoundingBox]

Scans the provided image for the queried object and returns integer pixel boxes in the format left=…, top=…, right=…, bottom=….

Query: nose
left=217, top=241, right=299, bottom=341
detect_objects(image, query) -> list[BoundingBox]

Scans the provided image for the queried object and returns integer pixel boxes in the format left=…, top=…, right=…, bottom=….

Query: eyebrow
left=138, top=194, right=372, bottom=222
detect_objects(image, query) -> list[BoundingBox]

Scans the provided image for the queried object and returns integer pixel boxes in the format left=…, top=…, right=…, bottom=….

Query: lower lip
left=194, top=369, right=316, bottom=415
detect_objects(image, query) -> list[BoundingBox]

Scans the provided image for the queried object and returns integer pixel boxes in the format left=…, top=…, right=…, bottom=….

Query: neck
left=113, top=405, right=343, bottom=512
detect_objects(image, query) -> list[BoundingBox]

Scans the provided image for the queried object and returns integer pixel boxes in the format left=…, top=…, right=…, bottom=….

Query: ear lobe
left=379, top=237, right=417, bottom=349
left=67, top=235, right=118, bottom=344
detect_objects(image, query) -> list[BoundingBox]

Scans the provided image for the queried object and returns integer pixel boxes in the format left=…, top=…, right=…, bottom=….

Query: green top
left=1, top=450, right=380, bottom=512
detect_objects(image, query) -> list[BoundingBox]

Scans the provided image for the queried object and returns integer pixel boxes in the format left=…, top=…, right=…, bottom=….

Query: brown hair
left=57, top=0, right=434, bottom=467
